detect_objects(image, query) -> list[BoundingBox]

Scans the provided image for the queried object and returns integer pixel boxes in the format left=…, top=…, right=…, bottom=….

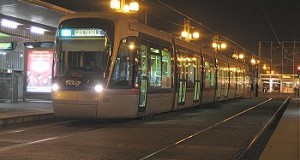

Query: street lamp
left=251, top=58, right=256, bottom=64
left=110, top=0, right=139, bottom=13
left=251, top=58, right=260, bottom=79
left=238, top=53, right=245, bottom=60
left=263, top=64, right=267, bottom=71
left=232, top=53, right=245, bottom=61
left=181, top=18, right=199, bottom=42
left=212, top=35, right=226, bottom=52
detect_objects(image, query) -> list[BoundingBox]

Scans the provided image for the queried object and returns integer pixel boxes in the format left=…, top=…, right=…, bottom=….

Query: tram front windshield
left=54, top=19, right=114, bottom=80
left=56, top=39, right=110, bottom=78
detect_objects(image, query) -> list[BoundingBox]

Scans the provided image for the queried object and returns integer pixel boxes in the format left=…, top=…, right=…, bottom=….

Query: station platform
left=259, top=97, right=300, bottom=160
left=0, top=100, right=54, bottom=126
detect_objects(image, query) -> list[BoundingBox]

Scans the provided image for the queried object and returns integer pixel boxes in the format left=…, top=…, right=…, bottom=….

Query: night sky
left=42, top=0, right=300, bottom=54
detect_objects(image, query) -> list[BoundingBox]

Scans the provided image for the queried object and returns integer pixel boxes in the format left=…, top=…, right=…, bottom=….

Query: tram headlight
left=52, top=83, right=59, bottom=92
left=94, top=84, right=104, bottom=93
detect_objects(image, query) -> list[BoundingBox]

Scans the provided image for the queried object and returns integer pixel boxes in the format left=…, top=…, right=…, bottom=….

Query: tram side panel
left=244, top=69, right=250, bottom=96
left=201, top=55, right=216, bottom=104
left=173, top=39, right=202, bottom=109
left=228, top=63, right=237, bottom=99
left=138, top=36, right=174, bottom=115
left=97, top=90, right=139, bottom=118
left=215, top=58, right=230, bottom=102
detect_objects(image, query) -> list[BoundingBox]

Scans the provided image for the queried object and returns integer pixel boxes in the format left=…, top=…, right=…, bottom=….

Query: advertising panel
left=26, top=49, right=53, bottom=93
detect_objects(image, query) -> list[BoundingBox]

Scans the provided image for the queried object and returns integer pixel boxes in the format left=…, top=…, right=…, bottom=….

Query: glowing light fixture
left=26, top=45, right=34, bottom=49
left=0, top=51, right=7, bottom=55
left=181, top=18, right=199, bottom=41
left=1, top=19, right=21, bottom=29
left=51, top=83, right=59, bottom=92
left=110, top=0, right=121, bottom=9
left=220, top=43, right=227, bottom=49
left=192, top=32, right=200, bottom=39
left=30, top=26, right=47, bottom=34
left=111, top=0, right=139, bottom=13
left=95, top=84, right=104, bottom=93
left=129, top=43, right=135, bottom=50
left=263, top=64, right=267, bottom=70
left=129, top=2, right=139, bottom=11
left=123, top=4, right=130, bottom=13
left=212, top=42, right=218, bottom=48
left=238, top=54, right=244, bottom=59
left=181, top=31, right=188, bottom=38
left=212, top=35, right=227, bottom=52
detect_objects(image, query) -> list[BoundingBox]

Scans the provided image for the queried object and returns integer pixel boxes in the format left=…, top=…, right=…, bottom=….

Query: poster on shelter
left=26, top=49, right=53, bottom=93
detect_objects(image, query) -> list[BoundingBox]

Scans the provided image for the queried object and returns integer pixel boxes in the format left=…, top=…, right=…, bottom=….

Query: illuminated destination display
left=59, top=28, right=105, bottom=39
left=0, top=42, right=13, bottom=50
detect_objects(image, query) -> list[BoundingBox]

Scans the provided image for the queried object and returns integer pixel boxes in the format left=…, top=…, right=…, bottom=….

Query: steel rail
left=234, top=96, right=290, bottom=159
left=0, top=118, right=132, bottom=152
left=139, top=98, right=273, bottom=160
left=0, top=119, right=79, bottom=136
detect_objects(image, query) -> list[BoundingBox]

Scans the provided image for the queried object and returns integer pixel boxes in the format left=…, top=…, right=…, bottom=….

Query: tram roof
left=58, top=12, right=132, bottom=23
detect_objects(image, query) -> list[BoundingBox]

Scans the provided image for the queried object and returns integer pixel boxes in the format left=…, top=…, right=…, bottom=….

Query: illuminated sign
left=59, top=28, right=105, bottom=39
left=26, top=49, right=54, bottom=93
left=0, top=42, right=13, bottom=50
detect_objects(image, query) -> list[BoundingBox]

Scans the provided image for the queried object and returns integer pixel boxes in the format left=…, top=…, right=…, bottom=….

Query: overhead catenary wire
left=153, top=0, right=256, bottom=55
left=140, top=0, right=183, bottom=28
left=256, top=0, right=289, bottom=55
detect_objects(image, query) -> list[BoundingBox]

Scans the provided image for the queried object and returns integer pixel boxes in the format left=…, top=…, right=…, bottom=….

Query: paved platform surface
left=0, top=100, right=54, bottom=125
left=260, top=97, right=300, bottom=160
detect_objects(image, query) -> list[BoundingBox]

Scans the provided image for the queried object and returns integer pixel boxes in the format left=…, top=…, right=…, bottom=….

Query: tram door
left=193, top=57, right=201, bottom=103
left=216, top=62, right=221, bottom=100
left=177, top=55, right=187, bottom=105
left=138, top=44, right=148, bottom=112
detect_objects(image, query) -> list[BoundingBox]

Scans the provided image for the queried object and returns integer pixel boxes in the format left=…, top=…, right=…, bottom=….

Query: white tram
left=52, top=12, right=250, bottom=118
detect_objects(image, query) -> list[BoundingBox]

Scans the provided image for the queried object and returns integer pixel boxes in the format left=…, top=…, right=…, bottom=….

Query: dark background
left=42, top=0, right=300, bottom=54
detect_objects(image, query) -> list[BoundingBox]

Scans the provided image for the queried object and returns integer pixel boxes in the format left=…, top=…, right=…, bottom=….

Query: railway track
left=0, top=96, right=290, bottom=160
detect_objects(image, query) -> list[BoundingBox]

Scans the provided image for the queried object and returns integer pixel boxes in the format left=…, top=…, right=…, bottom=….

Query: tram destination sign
left=0, top=42, right=13, bottom=50
left=59, top=28, right=105, bottom=39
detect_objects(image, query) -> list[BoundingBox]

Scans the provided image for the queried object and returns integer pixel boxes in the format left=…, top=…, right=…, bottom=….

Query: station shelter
left=0, top=0, right=73, bottom=102
left=260, top=74, right=299, bottom=93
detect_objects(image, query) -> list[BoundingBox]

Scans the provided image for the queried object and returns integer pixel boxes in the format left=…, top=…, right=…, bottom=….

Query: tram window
left=204, top=62, right=210, bottom=88
left=149, top=47, right=162, bottom=88
left=140, top=45, right=148, bottom=76
left=161, top=49, right=171, bottom=88
left=57, top=39, right=109, bottom=76
left=110, top=39, right=133, bottom=88
left=210, top=63, right=215, bottom=87
left=195, top=58, right=200, bottom=81
left=230, top=67, right=236, bottom=88
left=205, top=61, right=216, bottom=88
left=186, top=58, right=195, bottom=88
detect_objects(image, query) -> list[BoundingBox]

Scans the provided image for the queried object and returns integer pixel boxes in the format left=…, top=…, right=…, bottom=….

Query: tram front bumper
left=52, top=91, right=98, bottom=118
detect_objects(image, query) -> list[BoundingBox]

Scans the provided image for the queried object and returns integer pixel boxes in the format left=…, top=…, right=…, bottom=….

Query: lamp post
left=181, top=18, right=199, bottom=42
